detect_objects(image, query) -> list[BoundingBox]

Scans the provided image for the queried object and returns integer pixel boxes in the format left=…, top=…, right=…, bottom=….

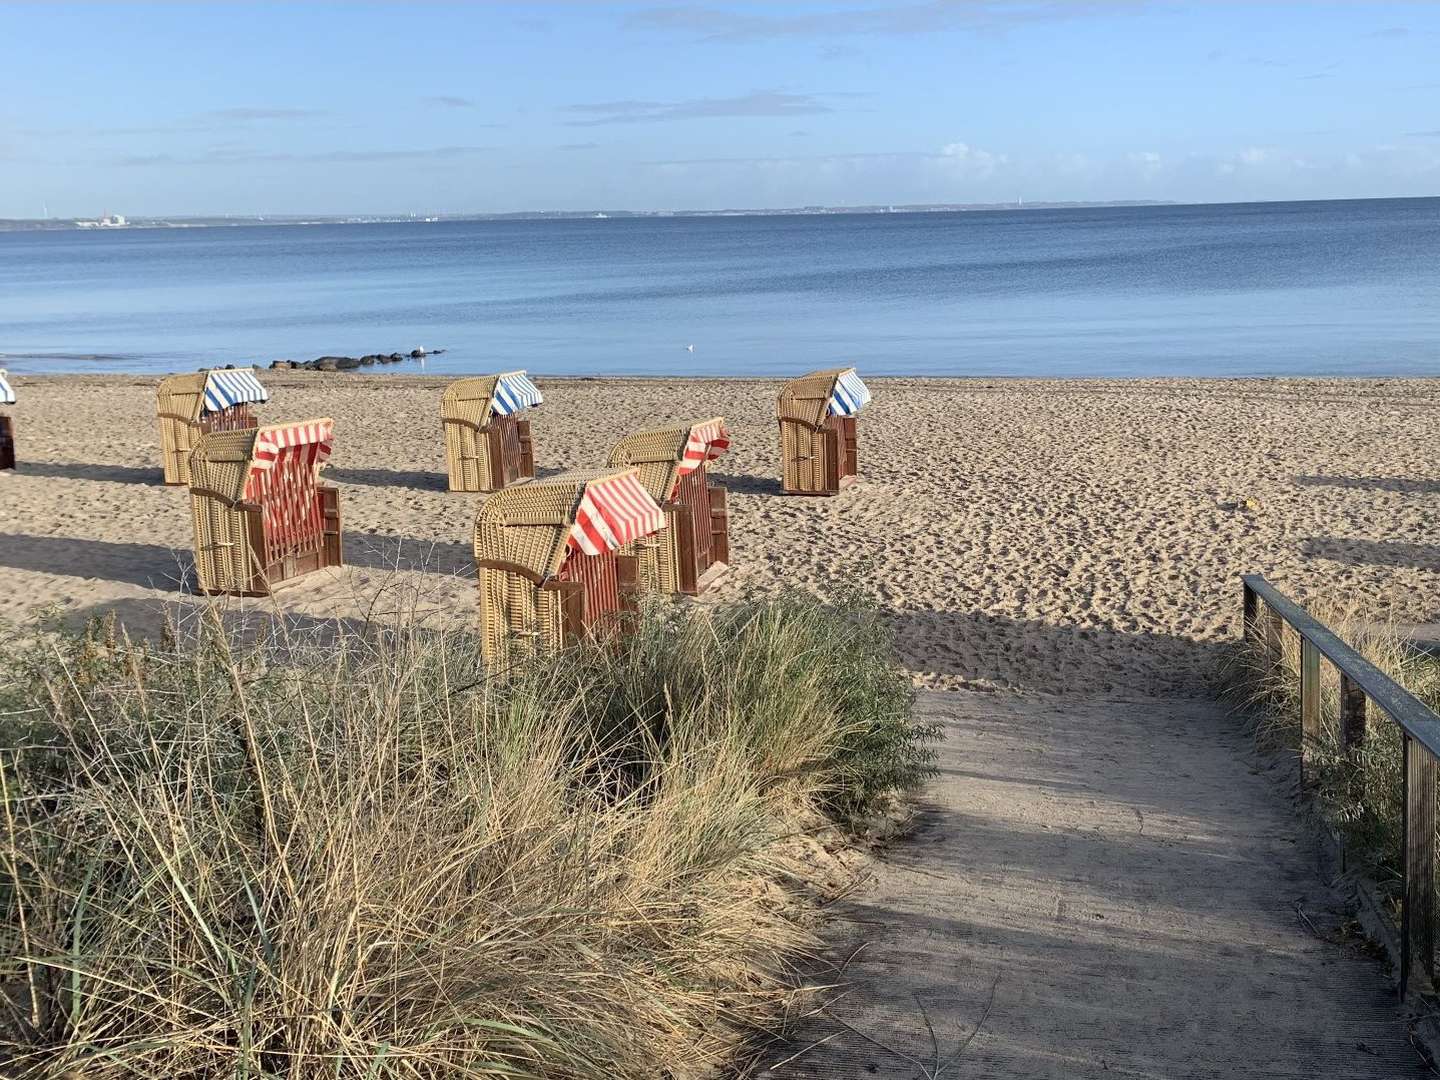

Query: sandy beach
left=3, top=372, right=1439, bottom=696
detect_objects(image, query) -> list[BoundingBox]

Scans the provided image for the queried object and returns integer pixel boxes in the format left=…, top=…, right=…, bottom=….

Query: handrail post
left=1403, top=733, right=1437, bottom=998
left=1243, top=581, right=1258, bottom=644
left=1299, top=639, right=1321, bottom=790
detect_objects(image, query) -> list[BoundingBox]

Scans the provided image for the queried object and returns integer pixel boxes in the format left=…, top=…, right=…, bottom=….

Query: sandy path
left=3, top=374, right=1440, bottom=694
left=761, top=690, right=1426, bottom=1079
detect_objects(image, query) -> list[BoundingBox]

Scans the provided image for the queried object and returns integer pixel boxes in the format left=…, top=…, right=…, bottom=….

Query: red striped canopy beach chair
left=473, top=467, right=665, bottom=666
left=188, top=419, right=342, bottom=595
left=606, top=418, right=731, bottom=595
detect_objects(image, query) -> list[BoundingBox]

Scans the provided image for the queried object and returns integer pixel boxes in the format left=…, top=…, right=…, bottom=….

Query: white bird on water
left=685, top=344, right=695, bottom=352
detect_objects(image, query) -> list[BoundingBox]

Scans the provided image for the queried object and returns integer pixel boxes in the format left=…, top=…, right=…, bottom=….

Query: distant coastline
left=6, top=194, right=1440, bottom=233
left=2, top=200, right=1180, bottom=232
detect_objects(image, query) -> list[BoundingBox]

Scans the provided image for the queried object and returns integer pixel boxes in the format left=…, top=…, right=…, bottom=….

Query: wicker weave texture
left=474, top=466, right=650, bottom=664
left=477, top=565, right=567, bottom=667
left=156, top=372, right=260, bottom=486
left=606, top=426, right=691, bottom=503
left=778, top=370, right=853, bottom=495
left=779, top=417, right=830, bottom=494
left=626, top=509, right=681, bottom=595
left=777, top=369, right=847, bottom=428
left=441, top=375, right=502, bottom=492
left=187, top=419, right=338, bottom=595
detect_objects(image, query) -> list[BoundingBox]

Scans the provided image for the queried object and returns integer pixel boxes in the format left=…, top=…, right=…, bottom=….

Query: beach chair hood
left=157, top=368, right=268, bottom=422
left=490, top=371, right=543, bottom=416
left=443, top=371, right=542, bottom=428
left=201, top=368, right=269, bottom=414
left=827, top=369, right=871, bottom=416
left=475, top=467, right=664, bottom=581
left=607, top=417, right=730, bottom=503
left=0, top=370, right=14, bottom=406
left=778, top=367, right=870, bottom=428
left=190, top=419, right=334, bottom=505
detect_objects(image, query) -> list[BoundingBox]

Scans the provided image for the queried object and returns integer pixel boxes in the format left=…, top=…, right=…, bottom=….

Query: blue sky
left=2, top=1, right=1437, bottom=216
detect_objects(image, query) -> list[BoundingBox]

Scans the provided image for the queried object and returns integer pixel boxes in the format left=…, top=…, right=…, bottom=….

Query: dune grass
left=0, top=593, right=936, bottom=1079
left=1227, top=596, right=1440, bottom=899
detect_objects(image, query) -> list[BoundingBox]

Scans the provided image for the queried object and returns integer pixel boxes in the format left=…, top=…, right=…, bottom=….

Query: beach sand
left=3, top=373, right=1439, bottom=696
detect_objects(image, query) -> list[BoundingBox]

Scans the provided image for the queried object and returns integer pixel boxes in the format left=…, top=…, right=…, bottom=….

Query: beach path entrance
left=764, top=691, right=1426, bottom=1078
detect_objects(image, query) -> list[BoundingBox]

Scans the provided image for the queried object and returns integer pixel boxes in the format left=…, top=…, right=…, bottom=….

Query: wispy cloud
left=646, top=149, right=928, bottom=166
left=198, top=107, right=324, bottom=122
left=32, top=107, right=327, bottom=138
left=422, top=96, right=476, bottom=109
left=624, top=2, right=1134, bottom=42
left=562, top=90, right=845, bottom=126
left=114, top=145, right=491, bottom=167
left=1366, top=26, right=1409, bottom=39
left=558, top=142, right=601, bottom=151
left=1405, top=130, right=1440, bottom=138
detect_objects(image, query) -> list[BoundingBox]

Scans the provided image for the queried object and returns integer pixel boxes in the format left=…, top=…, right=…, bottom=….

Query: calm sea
left=1, top=197, right=1437, bottom=378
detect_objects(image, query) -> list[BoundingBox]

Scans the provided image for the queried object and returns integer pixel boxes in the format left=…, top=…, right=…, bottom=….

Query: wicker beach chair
left=156, top=368, right=270, bottom=486
left=607, top=418, right=731, bottom=595
left=0, top=370, right=15, bottom=471
left=188, top=419, right=342, bottom=596
left=474, top=467, right=665, bottom=666
left=441, top=371, right=542, bottom=492
left=777, top=367, right=871, bottom=495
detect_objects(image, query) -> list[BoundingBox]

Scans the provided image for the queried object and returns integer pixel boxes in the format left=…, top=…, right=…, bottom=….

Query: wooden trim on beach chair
left=476, top=558, right=547, bottom=585
left=0, top=415, right=14, bottom=471
left=708, top=484, right=729, bottom=566
left=517, top=418, right=536, bottom=478
left=540, top=578, right=586, bottom=644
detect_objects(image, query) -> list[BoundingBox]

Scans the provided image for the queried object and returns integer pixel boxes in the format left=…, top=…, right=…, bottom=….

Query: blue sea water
left=1, top=197, right=1437, bottom=378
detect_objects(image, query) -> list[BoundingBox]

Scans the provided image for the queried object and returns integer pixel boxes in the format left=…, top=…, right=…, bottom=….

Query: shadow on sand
left=11, top=462, right=163, bottom=486
left=1300, top=537, right=1440, bottom=572
left=328, top=466, right=448, bottom=491
left=1295, top=474, right=1440, bottom=495
left=713, top=473, right=786, bottom=497
left=0, top=533, right=191, bottom=590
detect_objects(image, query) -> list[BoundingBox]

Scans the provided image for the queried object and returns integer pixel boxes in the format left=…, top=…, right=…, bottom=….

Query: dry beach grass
left=0, top=590, right=932, bottom=1077
left=4, top=373, right=1440, bottom=694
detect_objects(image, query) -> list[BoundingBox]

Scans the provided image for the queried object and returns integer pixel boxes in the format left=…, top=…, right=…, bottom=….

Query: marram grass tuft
left=0, top=593, right=934, bottom=1078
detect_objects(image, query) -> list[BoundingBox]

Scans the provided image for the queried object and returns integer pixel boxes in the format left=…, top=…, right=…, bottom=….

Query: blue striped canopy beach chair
left=441, top=371, right=543, bottom=492
left=156, top=368, right=270, bottom=485
left=777, top=367, right=872, bottom=495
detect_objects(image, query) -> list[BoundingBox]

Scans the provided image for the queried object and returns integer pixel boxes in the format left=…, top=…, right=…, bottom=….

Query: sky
left=1, top=1, right=1438, bottom=217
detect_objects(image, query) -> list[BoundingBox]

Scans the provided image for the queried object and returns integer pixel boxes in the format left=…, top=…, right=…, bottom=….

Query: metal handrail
left=1242, top=574, right=1439, bottom=998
